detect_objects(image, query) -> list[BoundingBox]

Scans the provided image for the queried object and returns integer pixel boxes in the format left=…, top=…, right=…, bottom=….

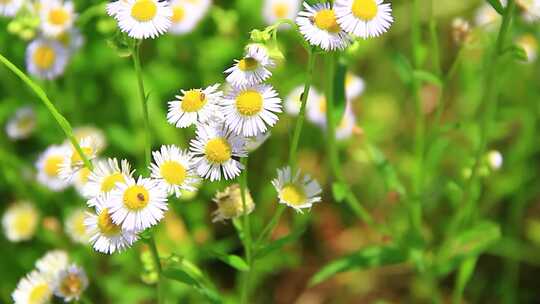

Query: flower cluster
left=12, top=250, right=88, bottom=303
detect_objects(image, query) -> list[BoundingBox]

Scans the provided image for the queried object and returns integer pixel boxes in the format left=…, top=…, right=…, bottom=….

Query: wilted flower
left=212, top=184, right=255, bottom=222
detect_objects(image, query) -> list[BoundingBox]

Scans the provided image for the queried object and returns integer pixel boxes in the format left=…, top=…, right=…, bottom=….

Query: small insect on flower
left=167, top=84, right=223, bottom=128
left=0, top=0, right=24, bottom=17
left=190, top=122, right=247, bottom=181
left=345, top=72, right=365, bottom=100
left=84, top=194, right=139, bottom=254
left=296, top=2, right=351, bottom=51
left=334, top=0, right=394, bottom=39
left=212, top=184, right=255, bottom=222
left=12, top=270, right=53, bottom=304
left=107, top=0, right=173, bottom=39
left=35, top=250, right=69, bottom=280
left=65, top=208, right=90, bottom=244
left=150, top=145, right=199, bottom=198
left=168, top=0, right=210, bottom=35
left=36, top=145, right=70, bottom=191
left=53, top=264, right=88, bottom=302
left=263, top=0, right=301, bottom=25
left=26, top=38, right=69, bottom=80
left=223, top=84, right=283, bottom=137
left=58, top=137, right=97, bottom=182
left=272, top=166, right=322, bottom=212
left=5, top=106, right=36, bottom=140
left=285, top=85, right=321, bottom=116
left=84, top=158, right=133, bottom=207
left=2, top=202, right=39, bottom=242
left=40, top=0, right=76, bottom=37
left=225, top=44, right=275, bottom=88
left=108, top=177, right=168, bottom=231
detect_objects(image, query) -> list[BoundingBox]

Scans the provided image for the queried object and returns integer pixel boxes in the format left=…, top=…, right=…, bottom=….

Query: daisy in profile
left=84, top=158, right=133, bottom=207
left=334, top=0, right=393, bottom=39
left=26, top=38, right=69, bottom=80
left=345, top=72, right=365, bottom=100
left=272, top=166, right=322, bottom=212
left=84, top=194, right=139, bottom=254
left=189, top=122, right=247, bottom=181
left=73, top=126, right=107, bottom=154
left=5, top=106, right=36, bottom=140
left=223, top=84, right=282, bottom=137
left=36, top=144, right=70, bottom=191
left=263, top=0, right=301, bottom=25
left=108, top=176, right=168, bottom=231
left=307, top=95, right=327, bottom=126
left=40, top=0, right=76, bottom=37
left=65, top=208, right=90, bottom=244
left=336, top=107, right=357, bottom=140
left=150, top=145, right=199, bottom=198
left=58, top=137, right=97, bottom=182
left=296, top=2, right=351, bottom=51
left=0, top=0, right=24, bottom=17
left=168, top=0, right=209, bottom=35
left=53, top=264, right=88, bottom=302
left=35, top=250, right=69, bottom=279
left=107, top=0, right=172, bottom=39
left=212, top=184, right=255, bottom=222
left=285, top=85, right=321, bottom=116
left=225, top=44, right=275, bottom=87
left=12, top=270, right=52, bottom=304
left=167, top=84, right=223, bottom=128
left=2, top=202, right=39, bottom=242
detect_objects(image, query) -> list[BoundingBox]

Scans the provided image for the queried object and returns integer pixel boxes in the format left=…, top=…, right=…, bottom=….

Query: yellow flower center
left=123, top=185, right=150, bottom=210
left=16, top=115, right=35, bottom=130
left=181, top=90, right=207, bottom=112
left=204, top=138, right=232, bottom=164
left=97, top=208, right=120, bottom=236
left=44, top=155, right=63, bottom=177
left=313, top=9, right=341, bottom=33
left=238, top=57, right=258, bottom=71
left=33, top=45, right=56, bottom=70
left=101, top=173, right=125, bottom=192
left=172, top=5, right=185, bottom=23
left=272, top=3, right=289, bottom=19
left=236, top=90, right=263, bottom=116
left=71, top=147, right=93, bottom=164
left=29, top=284, right=49, bottom=304
left=73, top=213, right=87, bottom=237
left=131, top=0, right=158, bottom=22
left=14, top=212, right=35, bottom=236
left=59, top=274, right=82, bottom=297
left=319, top=97, right=327, bottom=113
left=352, top=0, right=378, bottom=21
left=48, top=8, right=69, bottom=26
left=280, top=184, right=307, bottom=206
left=78, top=167, right=91, bottom=184
left=160, top=161, right=187, bottom=185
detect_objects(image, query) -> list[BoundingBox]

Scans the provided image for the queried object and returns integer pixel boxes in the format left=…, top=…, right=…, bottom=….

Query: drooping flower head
left=212, top=184, right=255, bottom=222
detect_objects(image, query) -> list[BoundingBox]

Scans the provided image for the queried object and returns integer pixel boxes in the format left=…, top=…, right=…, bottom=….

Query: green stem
left=146, top=235, right=163, bottom=303
left=131, top=41, right=152, bottom=171
left=0, top=53, right=93, bottom=170
left=239, top=158, right=252, bottom=304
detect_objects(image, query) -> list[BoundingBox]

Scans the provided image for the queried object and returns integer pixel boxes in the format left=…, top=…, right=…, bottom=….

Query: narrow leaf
left=162, top=267, right=199, bottom=287
left=332, top=182, right=348, bottom=202
left=255, top=228, right=305, bottom=258
left=486, top=0, right=504, bottom=15
left=208, top=251, right=249, bottom=272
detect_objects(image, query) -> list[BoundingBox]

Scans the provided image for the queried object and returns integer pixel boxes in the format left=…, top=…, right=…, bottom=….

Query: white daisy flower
left=26, top=38, right=69, bottom=80
left=296, top=2, right=351, bottom=51
left=40, top=0, right=76, bottom=37
left=35, top=250, right=69, bottom=279
left=0, top=0, right=24, bottom=17
left=167, top=84, right=223, bottom=128
left=107, top=0, right=173, bottom=39
left=336, top=106, right=357, bottom=140
left=84, top=194, right=139, bottom=254
left=516, top=34, right=538, bottom=63
left=5, top=106, right=36, bottom=140
left=189, top=122, right=247, bottom=181
left=307, top=94, right=327, bottom=126
left=65, top=208, right=90, bottom=244
left=518, top=0, right=540, bottom=22
left=487, top=150, right=503, bottom=171
left=222, top=84, right=282, bottom=137
left=53, top=264, right=88, bottom=302
left=185, top=0, right=211, bottom=19
left=84, top=158, right=133, bottom=207
left=345, top=72, right=365, bottom=100
left=12, top=270, right=52, bottom=304
left=150, top=145, right=199, bottom=198
left=73, top=166, right=92, bottom=197
left=168, top=0, right=209, bottom=35
left=245, top=132, right=271, bottom=152
left=263, top=0, right=301, bottom=25
left=107, top=176, right=168, bottom=231
left=36, top=144, right=70, bottom=191
left=73, top=126, right=107, bottom=154
left=212, top=184, right=255, bottom=222
left=57, top=27, right=85, bottom=54
left=475, top=2, right=505, bottom=26
left=284, top=85, right=321, bottom=116
left=272, top=166, right=322, bottom=212
left=2, top=202, right=39, bottom=242
left=225, top=44, right=275, bottom=87
left=58, top=137, right=97, bottom=182
left=334, top=0, right=393, bottom=39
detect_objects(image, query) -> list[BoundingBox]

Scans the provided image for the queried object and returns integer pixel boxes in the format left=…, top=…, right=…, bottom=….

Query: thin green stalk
left=239, top=158, right=252, bottom=304
left=0, top=53, right=93, bottom=170
left=146, top=235, right=163, bottom=303
left=132, top=41, right=152, bottom=171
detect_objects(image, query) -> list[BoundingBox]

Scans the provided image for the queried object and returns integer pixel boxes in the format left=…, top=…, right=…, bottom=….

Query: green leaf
left=309, top=246, right=406, bottom=286
left=163, top=264, right=222, bottom=304
left=366, top=143, right=406, bottom=195
left=486, top=0, right=504, bottom=15
left=255, top=228, right=305, bottom=258
left=208, top=251, right=249, bottom=272
left=392, top=53, right=413, bottom=85
left=162, top=267, right=199, bottom=287
left=413, top=70, right=442, bottom=87
left=332, top=60, right=347, bottom=124
left=332, top=182, right=348, bottom=202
